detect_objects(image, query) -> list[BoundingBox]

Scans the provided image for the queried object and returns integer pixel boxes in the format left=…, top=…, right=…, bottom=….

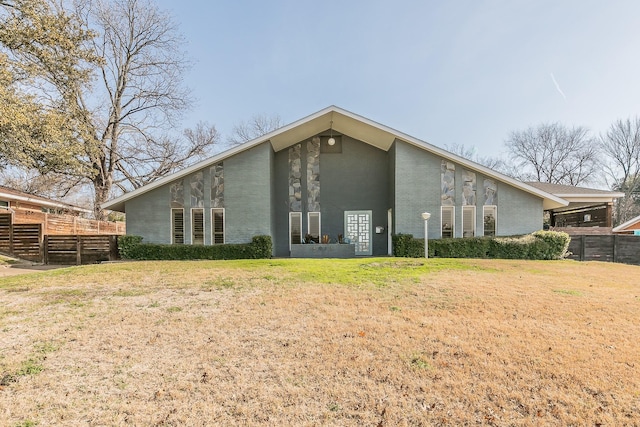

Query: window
left=171, top=208, right=184, bottom=244
left=307, top=212, right=321, bottom=243
left=463, top=206, right=476, bottom=237
left=289, top=212, right=302, bottom=249
left=192, top=208, right=204, bottom=245
left=483, top=206, right=497, bottom=237
left=0, top=200, right=8, bottom=208
left=212, top=208, right=225, bottom=244
left=441, top=206, right=454, bottom=238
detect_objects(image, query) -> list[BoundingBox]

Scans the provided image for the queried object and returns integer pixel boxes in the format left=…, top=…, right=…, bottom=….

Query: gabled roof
left=0, top=185, right=92, bottom=214
left=103, top=106, right=568, bottom=212
left=612, top=214, right=640, bottom=233
left=525, top=182, right=624, bottom=204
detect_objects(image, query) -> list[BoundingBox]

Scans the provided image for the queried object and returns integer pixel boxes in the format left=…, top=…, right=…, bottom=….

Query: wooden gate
left=0, top=214, right=43, bottom=262
left=0, top=212, right=120, bottom=265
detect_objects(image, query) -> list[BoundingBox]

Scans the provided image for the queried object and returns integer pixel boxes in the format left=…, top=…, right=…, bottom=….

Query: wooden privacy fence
left=567, top=235, right=640, bottom=265
left=0, top=214, right=42, bottom=262
left=44, top=235, right=119, bottom=265
left=11, top=210, right=125, bottom=235
left=0, top=213, right=120, bottom=265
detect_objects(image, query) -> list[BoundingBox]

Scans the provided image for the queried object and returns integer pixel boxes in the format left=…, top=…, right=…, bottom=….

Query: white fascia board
left=102, top=109, right=337, bottom=212
left=612, top=215, right=640, bottom=232
left=330, top=107, right=568, bottom=209
left=0, top=191, right=92, bottom=213
left=553, top=192, right=625, bottom=200
left=103, top=105, right=569, bottom=211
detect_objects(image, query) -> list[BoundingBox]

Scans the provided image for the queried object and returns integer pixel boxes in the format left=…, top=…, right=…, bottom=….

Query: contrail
left=550, top=73, right=567, bottom=101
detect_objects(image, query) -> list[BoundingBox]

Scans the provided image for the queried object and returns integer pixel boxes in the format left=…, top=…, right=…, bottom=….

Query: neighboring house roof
left=103, top=106, right=569, bottom=212
left=525, top=182, right=624, bottom=205
left=0, top=185, right=92, bottom=214
left=612, top=215, right=640, bottom=233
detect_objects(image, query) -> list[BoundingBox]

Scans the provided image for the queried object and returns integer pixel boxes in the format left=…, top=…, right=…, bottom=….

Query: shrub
left=531, top=230, right=570, bottom=259
left=118, top=235, right=272, bottom=260
left=118, top=235, right=143, bottom=259
left=392, top=231, right=570, bottom=260
left=392, top=234, right=425, bottom=258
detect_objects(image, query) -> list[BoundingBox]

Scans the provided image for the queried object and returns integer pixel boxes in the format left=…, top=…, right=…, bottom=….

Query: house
left=0, top=185, right=125, bottom=235
left=525, top=182, right=624, bottom=234
left=0, top=185, right=92, bottom=217
left=103, top=106, right=569, bottom=257
left=612, top=215, right=640, bottom=235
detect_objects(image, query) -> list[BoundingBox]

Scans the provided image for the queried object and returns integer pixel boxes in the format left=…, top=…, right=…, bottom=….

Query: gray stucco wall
left=124, top=141, right=273, bottom=246
left=224, top=142, right=273, bottom=243
left=394, top=141, right=442, bottom=238
left=273, top=134, right=390, bottom=257
left=495, top=184, right=543, bottom=235
left=125, top=184, right=172, bottom=244
left=394, top=140, right=544, bottom=239
left=124, top=134, right=543, bottom=250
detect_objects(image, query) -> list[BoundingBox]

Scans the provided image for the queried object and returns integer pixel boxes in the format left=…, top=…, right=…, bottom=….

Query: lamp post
left=421, top=212, right=431, bottom=259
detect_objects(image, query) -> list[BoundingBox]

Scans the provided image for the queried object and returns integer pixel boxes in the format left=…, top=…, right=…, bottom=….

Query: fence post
left=9, top=219, right=14, bottom=256
left=43, top=235, right=49, bottom=265
left=580, top=235, right=585, bottom=261
left=76, top=236, right=82, bottom=265
left=613, top=234, right=618, bottom=263
left=109, top=235, right=119, bottom=261
left=38, top=224, right=44, bottom=263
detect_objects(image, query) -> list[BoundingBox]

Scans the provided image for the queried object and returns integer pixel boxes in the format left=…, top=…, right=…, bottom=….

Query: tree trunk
left=92, top=174, right=112, bottom=221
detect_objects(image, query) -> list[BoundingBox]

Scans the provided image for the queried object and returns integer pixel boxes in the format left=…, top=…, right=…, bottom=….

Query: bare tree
left=505, top=123, right=598, bottom=186
left=443, top=143, right=507, bottom=172
left=226, top=114, right=282, bottom=146
left=1, top=0, right=219, bottom=219
left=78, top=0, right=221, bottom=218
left=600, top=117, right=640, bottom=224
left=0, top=167, right=86, bottom=200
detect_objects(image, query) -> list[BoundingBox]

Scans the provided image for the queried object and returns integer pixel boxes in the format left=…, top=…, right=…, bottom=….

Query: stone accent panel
left=462, top=170, right=476, bottom=206
left=289, top=144, right=302, bottom=211
left=170, top=180, right=184, bottom=208
left=190, top=171, right=204, bottom=208
left=484, top=178, right=497, bottom=205
left=441, top=160, right=455, bottom=205
left=210, top=163, right=224, bottom=208
left=307, top=137, right=320, bottom=212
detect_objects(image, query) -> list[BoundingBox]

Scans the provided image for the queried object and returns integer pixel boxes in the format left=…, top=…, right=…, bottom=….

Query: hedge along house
left=103, top=106, right=568, bottom=257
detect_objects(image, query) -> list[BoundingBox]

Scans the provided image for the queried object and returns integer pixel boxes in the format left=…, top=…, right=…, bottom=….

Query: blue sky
left=157, top=0, right=640, bottom=158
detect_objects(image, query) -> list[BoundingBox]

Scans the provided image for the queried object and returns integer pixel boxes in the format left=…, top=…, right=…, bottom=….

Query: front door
left=344, top=210, right=372, bottom=256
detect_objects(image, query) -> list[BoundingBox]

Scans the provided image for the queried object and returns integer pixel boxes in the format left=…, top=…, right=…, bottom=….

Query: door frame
left=344, top=210, right=373, bottom=256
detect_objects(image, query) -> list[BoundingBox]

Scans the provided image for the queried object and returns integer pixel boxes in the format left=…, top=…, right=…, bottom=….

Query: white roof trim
left=552, top=193, right=625, bottom=199
left=612, top=214, right=640, bottom=232
left=103, top=105, right=569, bottom=212
left=0, top=191, right=92, bottom=213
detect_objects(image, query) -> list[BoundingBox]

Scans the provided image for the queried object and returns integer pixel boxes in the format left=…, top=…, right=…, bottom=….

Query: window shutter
left=172, top=209, right=184, bottom=244
left=212, top=208, right=224, bottom=244
left=192, top=209, right=204, bottom=245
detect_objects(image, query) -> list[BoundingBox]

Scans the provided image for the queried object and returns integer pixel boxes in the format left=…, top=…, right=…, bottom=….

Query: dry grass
left=0, top=258, right=639, bottom=426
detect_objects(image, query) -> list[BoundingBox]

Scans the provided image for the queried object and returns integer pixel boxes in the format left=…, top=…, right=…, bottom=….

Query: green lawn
left=1, top=258, right=639, bottom=426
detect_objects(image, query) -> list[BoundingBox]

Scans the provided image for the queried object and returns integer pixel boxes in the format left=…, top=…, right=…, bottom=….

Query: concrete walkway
left=0, top=262, right=67, bottom=277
